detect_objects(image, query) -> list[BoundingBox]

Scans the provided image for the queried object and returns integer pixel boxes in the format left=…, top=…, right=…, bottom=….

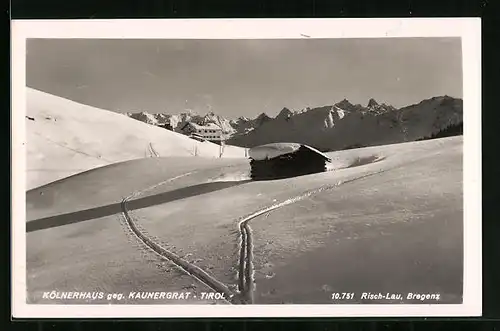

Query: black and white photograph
left=11, top=19, right=481, bottom=318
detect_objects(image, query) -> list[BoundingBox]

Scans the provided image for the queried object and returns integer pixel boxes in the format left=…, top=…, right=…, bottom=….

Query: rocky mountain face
left=125, top=96, right=463, bottom=152
left=229, top=112, right=273, bottom=135
left=226, top=96, right=462, bottom=151
left=125, top=108, right=274, bottom=137
left=126, top=110, right=236, bottom=135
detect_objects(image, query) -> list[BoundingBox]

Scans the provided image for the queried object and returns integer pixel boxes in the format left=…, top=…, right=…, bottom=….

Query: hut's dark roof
left=299, top=145, right=332, bottom=162
left=249, top=143, right=331, bottom=162
left=248, top=143, right=301, bottom=160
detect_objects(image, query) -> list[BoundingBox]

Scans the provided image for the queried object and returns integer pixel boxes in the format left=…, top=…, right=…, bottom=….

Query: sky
left=26, top=38, right=463, bottom=119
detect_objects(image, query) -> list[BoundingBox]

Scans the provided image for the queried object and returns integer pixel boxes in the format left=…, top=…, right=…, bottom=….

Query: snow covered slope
left=26, top=88, right=246, bottom=190
left=26, top=136, right=463, bottom=304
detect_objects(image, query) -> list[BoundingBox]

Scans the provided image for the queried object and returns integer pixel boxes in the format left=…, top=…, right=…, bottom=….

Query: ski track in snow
left=120, top=171, right=240, bottom=304
left=118, top=159, right=407, bottom=305
left=33, top=131, right=113, bottom=163
left=235, top=164, right=408, bottom=304
left=148, top=143, right=160, bottom=158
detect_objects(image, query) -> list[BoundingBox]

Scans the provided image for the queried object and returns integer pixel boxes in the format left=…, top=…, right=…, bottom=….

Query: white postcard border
left=11, top=18, right=482, bottom=318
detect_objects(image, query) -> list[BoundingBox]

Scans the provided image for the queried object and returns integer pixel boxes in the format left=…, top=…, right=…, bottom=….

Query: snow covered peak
left=203, top=112, right=218, bottom=121
left=367, top=98, right=379, bottom=108
left=335, top=99, right=353, bottom=109
left=183, top=108, right=199, bottom=116
left=336, top=107, right=346, bottom=119
left=253, top=113, right=272, bottom=127
left=256, top=112, right=271, bottom=121
left=365, top=99, right=396, bottom=114
left=276, top=107, right=294, bottom=120
left=127, top=111, right=160, bottom=125
left=334, top=99, right=364, bottom=112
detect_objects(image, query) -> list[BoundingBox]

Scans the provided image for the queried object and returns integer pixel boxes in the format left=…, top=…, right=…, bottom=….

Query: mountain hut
left=248, top=143, right=331, bottom=180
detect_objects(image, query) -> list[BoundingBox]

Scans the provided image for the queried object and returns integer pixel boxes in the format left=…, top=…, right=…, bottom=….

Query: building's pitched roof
left=299, top=145, right=332, bottom=162
left=183, top=122, right=222, bottom=131
left=248, top=143, right=331, bottom=162
left=248, top=143, right=301, bottom=160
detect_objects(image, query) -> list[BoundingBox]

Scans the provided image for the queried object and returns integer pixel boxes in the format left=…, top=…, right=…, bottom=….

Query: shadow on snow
left=27, top=180, right=252, bottom=233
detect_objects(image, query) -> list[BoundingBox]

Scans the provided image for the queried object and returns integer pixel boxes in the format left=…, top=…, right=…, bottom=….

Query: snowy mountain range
left=125, top=96, right=463, bottom=152
left=125, top=110, right=239, bottom=135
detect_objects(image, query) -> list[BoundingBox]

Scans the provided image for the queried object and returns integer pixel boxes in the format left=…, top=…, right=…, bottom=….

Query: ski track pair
left=118, top=165, right=394, bottom=304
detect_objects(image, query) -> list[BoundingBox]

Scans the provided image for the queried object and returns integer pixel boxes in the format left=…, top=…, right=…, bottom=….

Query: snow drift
left=248, top=143, right=302, bottom=161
